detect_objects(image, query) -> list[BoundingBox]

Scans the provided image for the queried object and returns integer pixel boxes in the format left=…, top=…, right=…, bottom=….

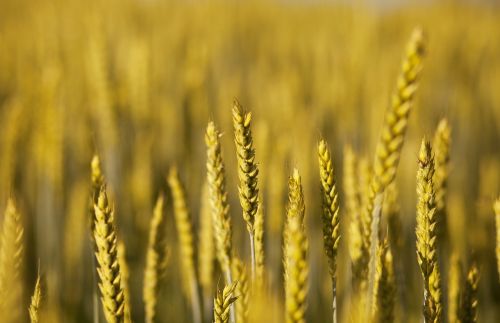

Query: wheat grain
left=117, top=241, right=131, bottom=323
left=372, top=238, right=395, bottom=323
left=93, top=186, right=125, bottom=323
left=415, top=139, right=442, bottom=323
left=318, top=139, right=340, bottom=323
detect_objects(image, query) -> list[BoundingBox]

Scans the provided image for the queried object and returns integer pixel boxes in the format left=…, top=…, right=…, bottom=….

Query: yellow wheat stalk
left=213, top=282, right=238, bottom=323
left=364, top=28, right=426, bottom=304
left=0, top=198, right=24, bottom=322
left=29, top=272, right=42, bottom=323
left=415, top=139, right=442, bottom=323
left=459, top=262, right=479, bottom=323
left=93, top=186, right=125, bottom=323
left=372, top=238, right=396, bottom=323
left=167, top=167, right=202, bottom=323
left=318, top=139, right=340, bottom=323
left=144, top=194, right=168, bottom=323
left=232, top=100, right=261, bottom=283
left=205, top=121, right=233, bottom=283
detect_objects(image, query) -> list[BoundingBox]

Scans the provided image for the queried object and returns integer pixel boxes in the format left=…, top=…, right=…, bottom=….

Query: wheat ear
left=205, top=121, right=233, bottom=282
left=415, top=139, right=442, bottom=323
left=285, top=212, right=308, bottom=323
left=93, top=186, right=125, bottom=323
left=29, top=271, right=42, bottom=323
left=372, top=238, right=396, bottom=323
left=364, top=28, right=426, bottom=305
left=168, top=167, right=202, bottom=323
left=494, top=197, right=500, bottom=280
left=144, top=194, right=168, bottom=323
left=459, top=262, right=479, bottom=323
left=232, top=257, right=249, bottom=323
left=232, top=100, right=260, bottom=283
left=0, top=198, right=24, bottom=322
left=318, top=139, right=340, bottom=323
left=433, top=119, right=451, bottom=244
left=213, top=282, right=238, bottom=323
left=254, top=200, right=265, bottom=286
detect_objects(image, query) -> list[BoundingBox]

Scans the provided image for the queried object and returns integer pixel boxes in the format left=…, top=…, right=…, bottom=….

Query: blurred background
left=0, top=0, right=499, bottom=322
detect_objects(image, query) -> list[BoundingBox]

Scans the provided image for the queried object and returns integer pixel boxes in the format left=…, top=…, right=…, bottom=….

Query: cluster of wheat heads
left=2, top=21, right=500, bottom=323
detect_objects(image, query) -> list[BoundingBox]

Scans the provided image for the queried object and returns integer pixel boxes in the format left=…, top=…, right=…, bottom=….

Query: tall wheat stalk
left=168, top=167, right=202, bottom=323
left=415, top=139, right=442, bottom=323
left=232, top=100, right=261, bottom=284
left=318, top=140, right=340, bottom=323
left=93, top=186, right=125, bottom=323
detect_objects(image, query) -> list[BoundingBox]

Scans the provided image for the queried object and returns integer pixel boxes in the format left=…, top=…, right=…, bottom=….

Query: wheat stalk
left=144, top=194, right=168, bottom=323
left=232, top=100, right=260, bottom=283
left=459, top=262, right=479, bottom=323
left=93, top=186, right=125, bottom=323
left=318, top=139, right=340, bottom=323
left=0, top=198, right=24, bottom=322
left=372, top=238, right=395, bottom=323
left=415, top=139, right=442, bottom=323
left=29, top=271, right=42, bottom=323
left=167, top=167, right=202, bottom=323
left=213, top=282, right=238, bottom=323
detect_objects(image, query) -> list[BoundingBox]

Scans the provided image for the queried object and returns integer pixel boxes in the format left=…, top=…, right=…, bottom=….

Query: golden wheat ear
left=93, top=186, right=125, bottom=323
left=415, top=139, right=442, bottom=323
left=29, top=271, right=42, bottom=323
left=232, top=100, right=261, bottom=283
left=318, top=139, right=340, bottom=323
left=460, top=261, right=479, bottom=323
left=213, top=281, right=238, bottom=323
left=372, top=238, right=396, bottom=323
left=231, top=257, right=249, bottom=323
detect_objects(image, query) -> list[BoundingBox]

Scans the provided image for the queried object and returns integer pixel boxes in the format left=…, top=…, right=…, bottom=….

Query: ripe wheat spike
left=117, top=241, right=131, bottom=323
left=372, top=238, right=395, bottom=323
left=415, top=139, right=442, bottom=323
left=213, top=282, right=238, bottom=323
left=144, top=194, right=168, bottom=323
left=29, top=272, right=42, bottom=323
left=254, top=200, right=265, bottom=286
left=168, top=167, right=202, bottom=323
left=318, top=139, right=340, bottom=323
left=460, top=262, right=479, bottom=323
left=232, top=100, right=260, bottom=282
left=285, top=214, right=308, bottom=323
left=93, top=186, right=125, bottom=323
left=205, top=121, right=233, bottom=283
left=447, top=253, right=463, bottom=323
left=364, top=28, right=426, bottom=303
left=0, top=198, right=25, bottom=322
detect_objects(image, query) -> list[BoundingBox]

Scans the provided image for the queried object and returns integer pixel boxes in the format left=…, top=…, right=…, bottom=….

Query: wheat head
left=213, top=282, right=238, bottom=323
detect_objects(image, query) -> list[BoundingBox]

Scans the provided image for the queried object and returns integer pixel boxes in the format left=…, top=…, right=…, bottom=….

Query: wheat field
left=0, top=0, right=499, bottom=322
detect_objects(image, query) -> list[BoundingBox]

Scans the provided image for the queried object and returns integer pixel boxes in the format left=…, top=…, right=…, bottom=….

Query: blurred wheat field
left=0, top=0, right=499, bottom=322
